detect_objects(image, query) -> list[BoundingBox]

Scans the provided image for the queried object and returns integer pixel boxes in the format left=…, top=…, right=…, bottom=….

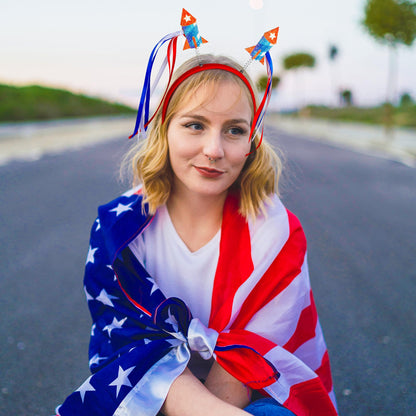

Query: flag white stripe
left=244, top=259, right=311, bottom=346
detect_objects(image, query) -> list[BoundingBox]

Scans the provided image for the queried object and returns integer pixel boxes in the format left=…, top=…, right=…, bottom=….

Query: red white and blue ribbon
left=249, top=51, right=274, bottom=149
left=129, top=9, right=207, bottom=140
left=129, top=30, right=182, bottom=139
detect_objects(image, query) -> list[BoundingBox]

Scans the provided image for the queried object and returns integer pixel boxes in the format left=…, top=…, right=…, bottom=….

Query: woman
left=56, top=54, right=337, bottom=416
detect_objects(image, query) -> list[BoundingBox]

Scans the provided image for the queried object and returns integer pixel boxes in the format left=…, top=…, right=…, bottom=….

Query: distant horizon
left=2, top=79, right=413, bottom=112
left=2, top=0, right=416, bottom=111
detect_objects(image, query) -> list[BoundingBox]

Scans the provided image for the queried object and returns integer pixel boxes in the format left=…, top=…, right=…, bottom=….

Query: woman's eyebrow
left=226, top=118, right=250, bottom=126
left=179, top=114, right=250, bottom=126
left=178, top=114, right=209, bottom=122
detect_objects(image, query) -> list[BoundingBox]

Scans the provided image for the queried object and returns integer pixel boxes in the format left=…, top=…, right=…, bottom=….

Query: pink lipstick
left=194, top=166, right=224, bottom=178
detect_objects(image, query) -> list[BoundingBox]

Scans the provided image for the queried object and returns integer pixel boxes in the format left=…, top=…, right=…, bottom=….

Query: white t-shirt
left=129, top=205, right=220, bottom=326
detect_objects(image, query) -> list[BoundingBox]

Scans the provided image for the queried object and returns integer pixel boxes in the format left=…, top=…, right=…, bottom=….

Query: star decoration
left=109, top=365, right=135, bottom=397
left=86, top=246, right=98, bottom=265
left=89, top=353, right=107, bottom=367
left=103, top=317, right=127, bottom=337
left=105, top=265, right=117, bottom=281
left=95, top=289, right=118, bottom=307
left=147, top=277, right=159, bottom=295
left=84, top=286, right=94, bottom=301
left=184, top=14, right=191, bottom=23
left=76, top=375, right=95, bottom=403
left=109, top=202, right=133, bottom=217
left=165, top=307, right=179, bottom=333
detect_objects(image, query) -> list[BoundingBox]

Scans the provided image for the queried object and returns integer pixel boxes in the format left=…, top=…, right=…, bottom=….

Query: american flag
left=56, top=190, right=337, bottom=416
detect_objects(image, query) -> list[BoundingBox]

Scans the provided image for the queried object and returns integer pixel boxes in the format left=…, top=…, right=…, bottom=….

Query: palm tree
left=282, top=52, right=316, bottom=110
left=340, top=89, right=353, bottom=107
left=328, top=44, right=339, bottom=106
left=362, top=0, right=416, bottom=112
left=256, top=75, right=280, bottom=92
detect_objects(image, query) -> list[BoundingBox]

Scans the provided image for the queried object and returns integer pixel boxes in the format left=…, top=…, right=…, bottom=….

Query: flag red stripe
left=209, top=194, right=254, bottom=331
left=284, top=377, right=338, bottom=416
left=230, top=210, right=306, bottom=330
left=283, top=290, right=318, bottom=353
left=315, top=350, right=333, bottom=393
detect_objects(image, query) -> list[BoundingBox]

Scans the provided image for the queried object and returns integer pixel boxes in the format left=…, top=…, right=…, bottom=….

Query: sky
left=1, top=0, right=416, bottom=110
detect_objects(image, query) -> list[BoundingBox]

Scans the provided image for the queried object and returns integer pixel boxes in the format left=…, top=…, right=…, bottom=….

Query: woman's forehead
left=175, top=79, right=253, bottom=117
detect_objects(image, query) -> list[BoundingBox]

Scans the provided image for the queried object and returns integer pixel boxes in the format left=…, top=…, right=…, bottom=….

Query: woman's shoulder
left=250, top=194, right=287, bottom=227
left=95, top=185, right=150, bottom=237
left=98, top=185, right=144, bottom=217
left=248, top=194, right=306, bottom=260
left=251, top=194, right=304, bottom=230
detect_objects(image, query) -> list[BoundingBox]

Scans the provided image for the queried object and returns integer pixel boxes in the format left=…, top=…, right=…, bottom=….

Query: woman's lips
left=194, top=166, right=225, bottom=178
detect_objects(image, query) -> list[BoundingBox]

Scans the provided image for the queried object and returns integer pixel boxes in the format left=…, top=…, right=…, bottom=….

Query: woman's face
left=167, top=80, right=252, bottom=202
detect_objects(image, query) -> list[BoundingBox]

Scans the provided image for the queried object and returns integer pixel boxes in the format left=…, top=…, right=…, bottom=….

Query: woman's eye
left=185, top=123, right=203, bottom=131
left=228, top=127, right=246, bottom=136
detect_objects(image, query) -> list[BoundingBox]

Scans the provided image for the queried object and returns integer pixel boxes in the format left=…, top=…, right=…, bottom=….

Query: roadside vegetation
left=261, top=0, right=416, bottom=130
left=294, top=102, right=416, bottom=128
left=0, top=84, right=135, bottom=122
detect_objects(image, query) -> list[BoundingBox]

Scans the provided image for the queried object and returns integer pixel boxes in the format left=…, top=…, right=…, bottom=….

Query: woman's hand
left=161, top=367, right=251, bottom=416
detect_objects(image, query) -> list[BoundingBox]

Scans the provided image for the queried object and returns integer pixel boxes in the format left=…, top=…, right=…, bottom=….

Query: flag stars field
left=89, top=353, right=107, bottom=367
left=109, top=366, right=135, bottom=398
left=103, top=317, right=128, bottom=337
left=76, top=375, right=95, bottom=403
left=109, top=202, right=134, bottom=216
left=86, top=246, right=98, bottom=265
left=95, top=288, right=118, bottom=307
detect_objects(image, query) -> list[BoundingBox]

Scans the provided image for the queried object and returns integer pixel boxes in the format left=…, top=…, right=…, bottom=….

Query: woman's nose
left=203, top=130, right=224, bottom=160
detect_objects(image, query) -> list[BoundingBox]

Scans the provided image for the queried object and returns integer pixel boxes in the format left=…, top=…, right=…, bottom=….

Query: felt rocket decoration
left=181, top=8, right=208, bottom=50
left=246, top=27, right=279, bottom=64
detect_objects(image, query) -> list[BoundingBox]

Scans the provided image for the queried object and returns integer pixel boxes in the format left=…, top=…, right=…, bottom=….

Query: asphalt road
left=0, top=128, right=415, bottom=415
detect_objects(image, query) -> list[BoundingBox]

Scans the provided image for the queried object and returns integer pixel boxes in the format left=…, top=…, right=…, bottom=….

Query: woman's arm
left=205, top=360, right=251, bottom=408
left=161, top=368, right=251, bottom=416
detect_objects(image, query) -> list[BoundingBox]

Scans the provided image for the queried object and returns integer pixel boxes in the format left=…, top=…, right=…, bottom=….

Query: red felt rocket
left=180, top=8, right=208, bottom=50
left=246, top=27, right=279, bottom=64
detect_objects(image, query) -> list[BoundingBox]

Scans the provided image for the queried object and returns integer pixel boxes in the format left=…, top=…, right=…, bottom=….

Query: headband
left=161, top=63, right=257, bottom=121
left=129, top=8, right=279, bottom=148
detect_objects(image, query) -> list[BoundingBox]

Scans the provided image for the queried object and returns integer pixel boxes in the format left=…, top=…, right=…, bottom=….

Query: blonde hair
left=123, top=54, right=282, bottom=219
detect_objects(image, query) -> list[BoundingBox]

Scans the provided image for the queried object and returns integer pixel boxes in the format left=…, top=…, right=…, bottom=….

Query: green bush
left=303, top=105, right=416, bottom=128
left=0, top=84, right=135, bottom=122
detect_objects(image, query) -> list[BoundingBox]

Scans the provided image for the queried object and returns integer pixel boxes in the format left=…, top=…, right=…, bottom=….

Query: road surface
left=0, top=127, right=415, bottom=415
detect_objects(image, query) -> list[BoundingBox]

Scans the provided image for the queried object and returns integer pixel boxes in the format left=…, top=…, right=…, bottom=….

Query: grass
left=0, top=83, right=135, bottom=122
left=299, top=104, right=416, bottom=128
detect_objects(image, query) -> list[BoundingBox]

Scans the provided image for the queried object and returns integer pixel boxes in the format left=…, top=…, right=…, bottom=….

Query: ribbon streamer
left=129, top=30, right=183, bottom=139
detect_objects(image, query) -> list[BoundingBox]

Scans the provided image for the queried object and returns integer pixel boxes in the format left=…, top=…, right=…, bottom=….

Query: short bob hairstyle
left=124, top=54, right=282, bottom=219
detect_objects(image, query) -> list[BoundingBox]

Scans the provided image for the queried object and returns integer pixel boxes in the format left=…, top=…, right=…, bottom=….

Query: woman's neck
left=166, top=191, right=227, bottom=252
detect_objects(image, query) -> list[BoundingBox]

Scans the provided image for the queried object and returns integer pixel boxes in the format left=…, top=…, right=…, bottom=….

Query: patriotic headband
left=129, top=8, right=279, bottom=149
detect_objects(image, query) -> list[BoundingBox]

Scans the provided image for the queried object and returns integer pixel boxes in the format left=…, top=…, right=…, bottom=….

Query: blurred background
left=1, top=0, right=416, bottom=119
left=1, top=1, right=415, bottom=415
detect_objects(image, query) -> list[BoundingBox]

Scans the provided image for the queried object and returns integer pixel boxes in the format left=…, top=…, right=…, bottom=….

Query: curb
left=0, top=116, right=136, bottom=165
left=266, top=115, right=416, bottom=167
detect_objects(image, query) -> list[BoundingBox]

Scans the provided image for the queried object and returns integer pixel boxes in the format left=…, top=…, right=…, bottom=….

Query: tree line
left=258, top=0, right=416, bottom=115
